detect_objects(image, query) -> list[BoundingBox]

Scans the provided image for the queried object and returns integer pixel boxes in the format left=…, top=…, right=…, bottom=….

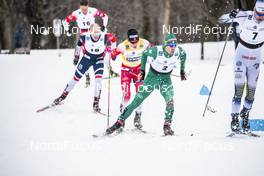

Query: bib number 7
left=252, top=32, right=258, bottom=40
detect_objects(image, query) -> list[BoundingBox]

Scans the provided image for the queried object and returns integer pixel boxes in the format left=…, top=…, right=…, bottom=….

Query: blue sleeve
left=77, top=35, right=85, bottom=46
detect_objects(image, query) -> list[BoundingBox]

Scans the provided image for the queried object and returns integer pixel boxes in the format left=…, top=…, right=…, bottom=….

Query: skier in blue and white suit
left=219, top=0, right=264, bottom=133
left=53, top=23, right=117, bottom=113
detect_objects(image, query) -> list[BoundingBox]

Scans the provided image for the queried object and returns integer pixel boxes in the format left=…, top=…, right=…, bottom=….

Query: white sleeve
left=233, top=11, right=250, bottom=25
left=218, top=11, right=249, bottom=25
left=218, top=13, right=232, bottom=24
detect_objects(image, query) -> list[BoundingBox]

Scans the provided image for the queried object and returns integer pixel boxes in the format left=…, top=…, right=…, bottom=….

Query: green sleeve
left=178, top=46, right=186, bottom=71
left=141, top=46, right=158, bottom=71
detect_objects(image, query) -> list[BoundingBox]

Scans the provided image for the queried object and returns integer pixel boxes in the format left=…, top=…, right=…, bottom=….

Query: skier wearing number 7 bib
left=105, top=33, right=187, bottom=136
left=218, top=0, right=264, bottom=134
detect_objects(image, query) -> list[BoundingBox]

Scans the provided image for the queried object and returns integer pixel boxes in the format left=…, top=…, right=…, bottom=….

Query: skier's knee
left=234, top=84, right=244, bottom=98
left=123, top=92, right=131, bottom=102
left=74, top=71, right=83, bottom=81
left=166, top=100, right=174, bottom=110
left=165, top=100, right=174, bottom=120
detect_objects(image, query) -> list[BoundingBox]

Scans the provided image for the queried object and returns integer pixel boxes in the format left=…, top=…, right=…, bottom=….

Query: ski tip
left=92, top=133, right=109, bottom=138
left=92, top=134, right=99, bottom=138
left=92, top=111, right=110, bottom=117
left=36, top=106, right=49, bottom=113
left=226, top=131, right=261, bottom=138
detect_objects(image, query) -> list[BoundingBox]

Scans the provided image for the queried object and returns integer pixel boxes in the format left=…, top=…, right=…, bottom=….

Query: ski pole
left=107, top=53, right=111, bottom=127
left=202, top=21, right=233, bottom=117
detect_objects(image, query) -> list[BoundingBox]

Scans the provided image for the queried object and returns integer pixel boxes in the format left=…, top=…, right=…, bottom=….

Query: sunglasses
left=129, top=37, right=139, bottom=44
left=166, top=43, right=177, bottom=48
left=255, top=6, right=264, bottom=17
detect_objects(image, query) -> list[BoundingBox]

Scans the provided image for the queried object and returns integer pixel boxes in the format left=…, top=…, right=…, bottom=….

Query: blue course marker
left=241, top=119, right=264, bottom=131
left=200, top=85, right=210, bottom=96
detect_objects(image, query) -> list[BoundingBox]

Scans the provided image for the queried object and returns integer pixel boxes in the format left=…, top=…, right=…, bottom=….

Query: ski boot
left=85, top=74, right=91, bottom=87
left=231, top=113, right=240, bottom=132
left=53, top=91, right=68, bottom=105
left=163, top=120, right=174, bottom=136
left=105, top=119, right=125, bottom=135
left=134, top=112, right=143, bottom=130
left=93, top=97, right=101, bottom=113
left=240, top=107, right=250, bottom=133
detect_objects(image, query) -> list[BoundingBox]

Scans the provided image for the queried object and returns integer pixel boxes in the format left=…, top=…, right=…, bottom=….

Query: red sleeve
left=106, top=33, right=117, bottom=43
left=94, top=9, right=107, bottom=18
left=110, top=48, right=122, bottom=59
left=105, top=33, right=122, bottom=59
left=65, top=12, right=77, bottom=23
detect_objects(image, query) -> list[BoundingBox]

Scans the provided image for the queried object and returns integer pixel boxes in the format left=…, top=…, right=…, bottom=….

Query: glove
left=229, top=9, right=239, bottom=19
left=180, top=70, right=187, bottom=81
left=110, top=49, right=118, bottom=61
left=138, top=70, right=145, bottom=81
left=73, top=55, right=79, bottom=66
left=101, top=25, right=106, bottom=32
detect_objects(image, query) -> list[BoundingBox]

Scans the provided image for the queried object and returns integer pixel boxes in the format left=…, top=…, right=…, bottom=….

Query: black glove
left=229, top=9, right=239, bottom=19
left=101, top=25, right=106, bottom=32
left=73, top=55, right=79, bottom=66
left=180, top=70, right=187, bottom=81
left=138, top=70, right=145, bottom=81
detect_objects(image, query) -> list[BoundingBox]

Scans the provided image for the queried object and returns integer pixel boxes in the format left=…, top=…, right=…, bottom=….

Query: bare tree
left=0, top=0, right=255, bottom=50
left=0, top=0, right=18, bottom=53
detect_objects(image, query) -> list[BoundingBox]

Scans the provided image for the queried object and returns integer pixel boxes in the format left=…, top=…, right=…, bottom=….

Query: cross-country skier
left=53, top=23, right=117, bottom=113
left=63, top=0, right=117, bottom=87
left=220, top=0, right=264, bottom=134
left=112, top=29, right=150, bottom=129
left=105, top=33, right=187, bottom=136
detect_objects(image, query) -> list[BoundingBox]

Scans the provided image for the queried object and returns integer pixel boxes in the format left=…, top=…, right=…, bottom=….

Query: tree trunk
left=237, top=0, right=255, bottom=10
left=163, top=0, right=171, bottom=40
left=9, top=16, right=17, bottom=53
left=141, top=1, right=151, bottom=41
left=201, top=17, right=206, bottom=60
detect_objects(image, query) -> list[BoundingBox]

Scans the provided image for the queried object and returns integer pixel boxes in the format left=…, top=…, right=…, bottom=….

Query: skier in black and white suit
left=219, top=0, right=264, bottom=133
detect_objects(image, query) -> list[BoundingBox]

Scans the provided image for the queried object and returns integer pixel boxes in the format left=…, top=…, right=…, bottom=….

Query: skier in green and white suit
left=106, top=33, right=187, bottom=136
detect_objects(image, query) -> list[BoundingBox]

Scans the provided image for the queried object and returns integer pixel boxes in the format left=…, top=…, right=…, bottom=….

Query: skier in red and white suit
left=63, top=0, right=112, bottom=87
left=63, top=0, right=108, bottom=36
left=111, top=29, right=150, bottom=129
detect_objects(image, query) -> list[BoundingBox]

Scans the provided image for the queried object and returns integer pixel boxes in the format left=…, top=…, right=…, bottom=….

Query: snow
left=0, top=42, right=264, bottom=176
